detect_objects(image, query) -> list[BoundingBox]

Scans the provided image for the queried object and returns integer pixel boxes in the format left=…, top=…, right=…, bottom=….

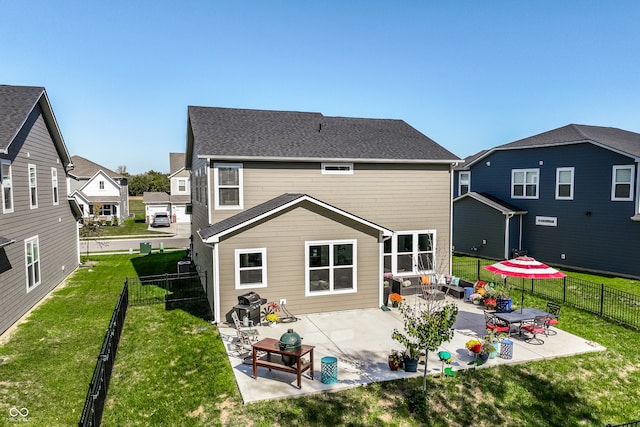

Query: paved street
left=81, top=223, right=191, bottom=254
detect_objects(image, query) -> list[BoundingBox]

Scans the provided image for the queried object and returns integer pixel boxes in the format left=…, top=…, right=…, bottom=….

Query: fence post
left=476, top=259, right=481, bottom=281
left=600, top=284, right=605, bottom=317
left=562, top=276, right=567, bottom=303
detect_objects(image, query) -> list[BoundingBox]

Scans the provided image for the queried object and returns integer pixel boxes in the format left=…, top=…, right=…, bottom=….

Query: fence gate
left=127, top=272, right=208, bottom=308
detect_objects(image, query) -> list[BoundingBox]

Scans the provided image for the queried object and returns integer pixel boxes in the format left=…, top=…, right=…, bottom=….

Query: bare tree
left=116, top=165, right=127, bottom=174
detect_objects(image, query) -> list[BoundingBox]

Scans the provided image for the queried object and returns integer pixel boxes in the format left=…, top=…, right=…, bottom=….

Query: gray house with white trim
left=185, top=106, right=461, bottom=323
left=453, top=124, right=640, bottom=278
left=0, top=85, right=82, bottom=336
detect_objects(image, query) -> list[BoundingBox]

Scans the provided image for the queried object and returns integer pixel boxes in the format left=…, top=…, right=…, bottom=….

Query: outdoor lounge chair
left=231, top=311, right=259, bottom=342
left=521, top=316, right=547, bottom=345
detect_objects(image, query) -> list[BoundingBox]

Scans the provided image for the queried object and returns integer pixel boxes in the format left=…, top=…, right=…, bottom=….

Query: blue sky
left=2, top=1, right=640, bottom=174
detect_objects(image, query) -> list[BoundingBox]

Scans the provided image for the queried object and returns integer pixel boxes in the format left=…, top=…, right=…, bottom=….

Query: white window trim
left=555, top=167, right=574, bottom=200
left=1, top=160, right=13, bottom=213
left=321, top=162, right=354, bottom=175
left=178, top=179, right=186, bottom=192
left=25, top=236, right=41, bottom=291
left=611, top=165, right=634, bottom=201
left=28, top=164, right=38, bottom=209
left=388, top=230, right=436, bottom=276
left=235, top=248, right=267, bottom=289
left=511, top=168, right=539, bottom=199
left=214, top=163, right=243, bottom=210
left=51, top=167, right=59, bottom=206
left=305, top=239, right=357, bottom=296
left=458, top=171, right=470, bottom=196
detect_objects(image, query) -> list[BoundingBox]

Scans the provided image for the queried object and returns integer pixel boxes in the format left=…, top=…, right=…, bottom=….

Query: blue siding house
left=453, top=124, right=640, bottom=279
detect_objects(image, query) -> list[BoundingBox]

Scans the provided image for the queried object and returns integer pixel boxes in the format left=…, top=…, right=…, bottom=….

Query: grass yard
left=1, top=253, right=639, bottom=426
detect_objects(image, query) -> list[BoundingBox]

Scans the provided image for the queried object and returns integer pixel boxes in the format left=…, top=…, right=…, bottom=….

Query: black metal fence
left=453, top=259, right=640, bottom=330
left=127, top=271, right=208, bottom=307
left=78, top=281, right=129, bottom=427
left=607, top=421, right=640, bottom=427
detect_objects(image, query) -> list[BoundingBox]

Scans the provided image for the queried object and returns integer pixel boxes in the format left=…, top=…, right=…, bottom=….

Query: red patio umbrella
left=484, top=256, right=565, bottom=312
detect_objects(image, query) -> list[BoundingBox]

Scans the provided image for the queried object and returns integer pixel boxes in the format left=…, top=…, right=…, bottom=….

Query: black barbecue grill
left=234, top=291, right=267, bottom=325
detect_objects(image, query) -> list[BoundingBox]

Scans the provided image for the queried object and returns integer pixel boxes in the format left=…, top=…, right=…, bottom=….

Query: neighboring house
left=0, top=85, right=82, bottom=336
left=143, top=152, right=191, bottom=223
left=68, top=155, right=129, bottom=224
left=453, top=124, right=640, bottom=279
left=186, top=106, right=461, bottom=323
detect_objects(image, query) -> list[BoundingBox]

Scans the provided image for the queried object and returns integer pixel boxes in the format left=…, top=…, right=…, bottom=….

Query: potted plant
left=389, top=293, right=403, bottom=307
left=383, top=274, right=392, bottom=306
left=388, top=350, right=404, bottom=371
left=484, top=330, right=506, bottom=359
left=465, top=338, right=482, bottom=356
left=261, top=301, right=281, bottom=325
left=469, top=293, right=483, bottom=305
left=483, top=297, right=497, bottom=311
left=265, top=312, right=279, bottom=326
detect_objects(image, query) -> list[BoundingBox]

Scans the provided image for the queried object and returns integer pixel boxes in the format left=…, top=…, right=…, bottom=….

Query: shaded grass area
left=1, top=253, right=639, bottom=426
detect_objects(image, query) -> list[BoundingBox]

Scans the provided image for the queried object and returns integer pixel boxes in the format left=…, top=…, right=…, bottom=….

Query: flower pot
left=269, top=322, right=277, bottom=327
left=489, top=343, right=500, bottom=359
left=383, top=286, right=391, bottom=307
left=404, top=357, right=419, bottom=372
left=479, top=353, right=490, bottom=363
left=392, top=301, right=399, bottom=308
left=388, top=360, right=399, bottom=371
left=496, top=297, right=513, bottom=313
left=472, top=299, right=480, bottom=305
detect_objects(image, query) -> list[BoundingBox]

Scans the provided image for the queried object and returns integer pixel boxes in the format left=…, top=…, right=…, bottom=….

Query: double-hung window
left=512, top=169, right=539, bottom=199
left=28, top=164, right=38, bottom=208
left=235, top=248, right=267, bottom=289
left=51, top=168, right=59, bottom=205
left=555, top=167, right=574, bottom=200
left=214, top=163, right=243, bottom=209
left=178, top=179, right=186, bottom=192
left=458, top=171, right=470, bottom=196
left=25, top=236, right=41, bottom=290
left=306, top=240, right=356, bottom=295
left=1, top=160, right=13, bottom=213
left=611, top=165, right=634, bottom=201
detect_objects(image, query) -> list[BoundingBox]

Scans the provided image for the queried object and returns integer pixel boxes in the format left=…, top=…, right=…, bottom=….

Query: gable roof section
left=454, top=192, right=528, bottom=216
left=169, top=152, right=185, bottom=175
left=467, top=124, right=640, bottom=167
left=198, top=193, right=393, bottom=243
left=143, top=191, right=170, bottom=203
left=186, top=106, right=460, bottom=167
left=69, top=155, right=123, bottom=180
left=0, top=85, right=72, bottom=166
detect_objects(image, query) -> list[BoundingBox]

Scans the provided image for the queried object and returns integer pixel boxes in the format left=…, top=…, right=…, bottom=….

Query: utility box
left=177, top=260, right=191, bottom=274
left=140, top=242, right=152, bottom=255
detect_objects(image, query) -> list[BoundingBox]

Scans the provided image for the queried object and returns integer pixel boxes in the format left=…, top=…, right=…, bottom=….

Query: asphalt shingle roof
left=188, top=106, right=460, bottom=162
left=0, top=85, right=45, bottom=152
left=497, top=124, right=640, bottom=158
left=70, top=155, right=123, bottom=179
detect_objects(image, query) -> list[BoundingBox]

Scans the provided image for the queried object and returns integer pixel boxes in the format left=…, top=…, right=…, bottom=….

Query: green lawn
left=1, top=253, right=639, bottom=426
left=80, top=197, right=172, bottom=238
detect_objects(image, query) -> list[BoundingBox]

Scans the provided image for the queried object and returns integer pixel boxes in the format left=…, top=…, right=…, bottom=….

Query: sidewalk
left=219, top=295, right=606, bottom=403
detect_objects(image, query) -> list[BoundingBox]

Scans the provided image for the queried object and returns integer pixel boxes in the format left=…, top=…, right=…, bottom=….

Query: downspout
left=203, top=241, right=220, bottom=323
left=504, top=213, right=514, bottom=259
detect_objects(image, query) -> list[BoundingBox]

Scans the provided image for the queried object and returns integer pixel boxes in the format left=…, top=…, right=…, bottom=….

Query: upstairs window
left=25, top=236, right=41, bottom=290
left=512, top=169, right=539, bottom=199
left=458, top=171, right=470, bottom=196
left=28, top=164, right=38, bottom=208
left=555, top=167, right=574, bottom=200
left=1, top=160, right=13, bottom=213
left=321, top=163, right=353, bottom=175
left=51, top=168, right=59, bottom=205
left=612, top=165, right=634, bottom=201
left=214, top=163, right=243, bottom=209
left=235, top=248, right=267, bottom=289
left=99, top=180, right=105, bottom=190
left=178, top=179, right=186, bottom=192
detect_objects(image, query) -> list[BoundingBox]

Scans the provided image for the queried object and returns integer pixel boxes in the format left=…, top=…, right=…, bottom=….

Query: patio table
left=494, top=308, right=552, bottom=336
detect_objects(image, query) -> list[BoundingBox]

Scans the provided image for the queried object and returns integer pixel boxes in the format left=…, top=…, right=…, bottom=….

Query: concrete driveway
left=218, top=295, right=606, bottom=403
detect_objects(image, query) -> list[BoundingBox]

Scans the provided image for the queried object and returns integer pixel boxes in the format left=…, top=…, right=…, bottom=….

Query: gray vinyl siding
left=469, top=143, right=640, bottom=277
left=0, top=105, right=79, bottom=335
left=216, top=202, right=380, bottom=318
left=453, top=197, right=506, bottom=260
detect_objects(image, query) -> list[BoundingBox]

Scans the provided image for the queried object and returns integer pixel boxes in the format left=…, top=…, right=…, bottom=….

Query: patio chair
left=521, top=316, right=547, bottom=345
left=545, top=302, right=562, bottom=336
left=484, top=311, right=510, bottom=335
left=231, top=311, right=259, bottom=342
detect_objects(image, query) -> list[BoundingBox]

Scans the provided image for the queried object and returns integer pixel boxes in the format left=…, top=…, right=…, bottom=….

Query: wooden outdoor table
left=252, top=337, right=315, bottom=389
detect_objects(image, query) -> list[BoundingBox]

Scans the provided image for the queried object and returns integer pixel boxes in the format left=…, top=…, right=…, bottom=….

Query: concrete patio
left=218, top=295, right=606, bottom=404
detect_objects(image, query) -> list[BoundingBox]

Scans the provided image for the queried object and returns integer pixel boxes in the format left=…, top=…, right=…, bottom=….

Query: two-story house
left=185, top=106, right=460, bottom=323
left=453, top=124, right=640, bottom=279
left=143, top=152, right=191, bottom=223
left=68, top=155, right=129, bottom=224
left=0, top=85, right=82, bottom=336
